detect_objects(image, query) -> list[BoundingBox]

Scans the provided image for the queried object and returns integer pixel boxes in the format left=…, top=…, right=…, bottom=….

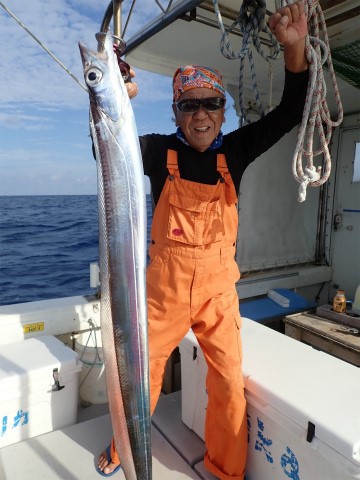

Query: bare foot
left=98, top=447, right=121, bottom=475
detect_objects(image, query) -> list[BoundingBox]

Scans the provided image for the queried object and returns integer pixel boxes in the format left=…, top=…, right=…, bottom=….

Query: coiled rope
left=213, top=0, right=343, bottom=202
left=294, top=0, right=343, bottom=202
left=213, top=0, right=280, bottom=124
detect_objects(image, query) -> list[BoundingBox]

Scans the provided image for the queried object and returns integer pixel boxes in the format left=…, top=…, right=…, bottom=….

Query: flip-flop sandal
left=96, top=445, right=122, bottom=477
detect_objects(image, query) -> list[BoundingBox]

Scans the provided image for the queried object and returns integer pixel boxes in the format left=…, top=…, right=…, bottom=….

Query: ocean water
left=0, top=195, right=152, bottom=306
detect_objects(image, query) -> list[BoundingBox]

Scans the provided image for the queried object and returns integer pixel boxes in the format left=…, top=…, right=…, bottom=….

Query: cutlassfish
left=79, top=31, right=151, bottom=480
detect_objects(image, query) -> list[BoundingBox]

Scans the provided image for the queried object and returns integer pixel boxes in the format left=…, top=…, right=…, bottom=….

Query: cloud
left=0, top=111, right=54, bottom=131
left=0, top=0, right=168, bottom=110
left=0, top=143, right=97, bottom=195
left=0, top=0, right=240, bottom=196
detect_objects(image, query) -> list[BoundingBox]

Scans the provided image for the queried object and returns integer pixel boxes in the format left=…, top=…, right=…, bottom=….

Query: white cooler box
left=180, top=318, right=360, bottom=480
left=0, top=335, right=82, bottom=448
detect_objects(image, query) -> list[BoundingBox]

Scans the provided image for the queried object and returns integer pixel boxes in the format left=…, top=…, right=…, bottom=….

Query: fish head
left=79, top=31, right=126, bottom=122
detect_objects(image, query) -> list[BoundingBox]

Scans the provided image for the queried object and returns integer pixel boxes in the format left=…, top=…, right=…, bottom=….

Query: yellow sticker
left=23, top=322, right=45, bottom=334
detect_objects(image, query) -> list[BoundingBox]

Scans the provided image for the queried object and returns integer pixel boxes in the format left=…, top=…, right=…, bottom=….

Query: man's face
left=173, top=87, right=225, bottom=152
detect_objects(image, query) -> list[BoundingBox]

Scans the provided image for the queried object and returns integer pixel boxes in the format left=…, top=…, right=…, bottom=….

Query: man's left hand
left=268, top=1, right=308, bottom=47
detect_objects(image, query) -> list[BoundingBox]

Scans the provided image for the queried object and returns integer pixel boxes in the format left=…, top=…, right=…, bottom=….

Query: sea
left=0, top=195, right=153, bottom=306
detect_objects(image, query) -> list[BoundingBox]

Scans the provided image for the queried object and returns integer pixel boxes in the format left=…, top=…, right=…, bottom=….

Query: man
left=98, top=2, right=308, bottom=478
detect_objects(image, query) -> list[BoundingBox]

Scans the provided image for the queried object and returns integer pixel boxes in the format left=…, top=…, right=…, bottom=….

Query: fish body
left=79, top=32, right=151, bottom=480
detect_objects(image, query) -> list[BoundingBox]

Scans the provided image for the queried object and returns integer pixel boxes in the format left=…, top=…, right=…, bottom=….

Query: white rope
left=293, top=0, right=343, bottom=202
left=213, top=0, right=280, bottom=124
left=213, top=0, right=343, bottom=202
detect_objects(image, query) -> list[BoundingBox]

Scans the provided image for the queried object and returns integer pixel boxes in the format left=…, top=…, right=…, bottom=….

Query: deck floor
left=0, top=392, right=217, bottom=480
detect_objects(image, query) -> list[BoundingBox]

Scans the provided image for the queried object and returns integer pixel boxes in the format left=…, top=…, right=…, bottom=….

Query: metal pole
left=98, top=0, right=124, bottom=51
left=113, top=0, right=122, bottom=45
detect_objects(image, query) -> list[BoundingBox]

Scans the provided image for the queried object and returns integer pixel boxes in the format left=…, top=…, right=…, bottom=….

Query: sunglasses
left=175, top=97, right=225, bottom=113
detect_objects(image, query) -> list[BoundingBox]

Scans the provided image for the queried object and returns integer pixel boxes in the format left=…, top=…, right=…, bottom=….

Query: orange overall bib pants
left=110, top=150, right=247, bottom=479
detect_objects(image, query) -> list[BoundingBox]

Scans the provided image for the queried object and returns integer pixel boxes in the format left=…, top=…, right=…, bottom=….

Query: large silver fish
left=79, top=31, right=151, bottom=480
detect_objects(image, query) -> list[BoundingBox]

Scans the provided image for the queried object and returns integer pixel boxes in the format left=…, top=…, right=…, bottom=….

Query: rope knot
left=239, top=0, right=266, bottom=31
left=298, top=165, right=321, bottom=202
left=304, top=165, right=321, bottom=183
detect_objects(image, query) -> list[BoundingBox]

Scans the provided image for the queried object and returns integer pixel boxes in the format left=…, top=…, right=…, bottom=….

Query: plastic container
left=179, top=319, right=360, bottom=480
left=75, top=328, right=108, bottom=404
left=0, top=335, right=82, bottom=448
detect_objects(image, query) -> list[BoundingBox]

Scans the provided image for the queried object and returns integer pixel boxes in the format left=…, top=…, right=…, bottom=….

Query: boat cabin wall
left=234, top=112, right=360, bottom=307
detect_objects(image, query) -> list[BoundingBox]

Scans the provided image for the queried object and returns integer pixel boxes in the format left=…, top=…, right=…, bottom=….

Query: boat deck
left=0, top=392, right=216, bottom=480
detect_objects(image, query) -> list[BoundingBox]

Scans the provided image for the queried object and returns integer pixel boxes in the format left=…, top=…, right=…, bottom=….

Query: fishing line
left=0, top=0, right=87, bottom=92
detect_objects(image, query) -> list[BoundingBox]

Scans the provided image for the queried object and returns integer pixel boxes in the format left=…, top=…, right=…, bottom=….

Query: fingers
left=126, top=81, right=138, bottom=99
left=125, top=67, right=138, bottom=99
left=269, top=12, right=287, bottom=31
left=268, top=12, right=288, bottom=44
left=281, top=1, right=304, bottom=23
left=269, top=0, right=304, bottom=31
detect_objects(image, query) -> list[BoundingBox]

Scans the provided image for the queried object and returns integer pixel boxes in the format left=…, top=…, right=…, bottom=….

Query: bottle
left=333, top=289, right=346, bottom=313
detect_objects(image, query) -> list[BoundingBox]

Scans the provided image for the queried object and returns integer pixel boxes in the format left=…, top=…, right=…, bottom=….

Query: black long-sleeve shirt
left=140, top=69, right=309, bottom=205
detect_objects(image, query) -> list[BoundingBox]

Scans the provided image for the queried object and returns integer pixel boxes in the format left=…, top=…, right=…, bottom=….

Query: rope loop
left=212, top=0, right=343, bottom=202
left=293, top=0, right=343, bottom=202
left=213, top=0, right=280, bottom=124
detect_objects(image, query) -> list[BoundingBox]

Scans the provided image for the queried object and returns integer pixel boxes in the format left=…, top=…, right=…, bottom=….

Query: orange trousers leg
left=191, top=287, right=247, bottom=480
left=110, top=254, right=247, bottom=479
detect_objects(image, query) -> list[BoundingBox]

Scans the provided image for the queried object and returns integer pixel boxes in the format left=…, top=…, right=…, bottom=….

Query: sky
left=0, top=0, right=240, bottom=196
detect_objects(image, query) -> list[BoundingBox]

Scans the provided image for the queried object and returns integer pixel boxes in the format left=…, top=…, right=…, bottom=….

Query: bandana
left=176, top=127, right=224, bottom=151
left=173, top=65, right=225, bottom=102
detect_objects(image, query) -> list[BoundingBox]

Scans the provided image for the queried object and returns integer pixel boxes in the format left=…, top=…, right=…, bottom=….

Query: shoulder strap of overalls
left=216, top=154, right=238, bottom=205
left=166, top=150, right=180, bottom=177
left=216, top=153, right=229, bottom=176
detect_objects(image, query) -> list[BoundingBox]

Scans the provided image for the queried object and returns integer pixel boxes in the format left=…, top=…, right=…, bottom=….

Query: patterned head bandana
left=173, top=65, right=225, bottom=102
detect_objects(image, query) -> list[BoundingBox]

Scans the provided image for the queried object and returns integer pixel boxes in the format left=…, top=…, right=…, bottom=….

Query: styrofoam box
left=0, top=335, right=82, bottom=448
left=180, top=318, right=360, bottom=480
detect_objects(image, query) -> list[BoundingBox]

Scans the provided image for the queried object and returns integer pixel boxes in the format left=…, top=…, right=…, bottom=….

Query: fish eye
left=86, top=68, right=102, bottom=86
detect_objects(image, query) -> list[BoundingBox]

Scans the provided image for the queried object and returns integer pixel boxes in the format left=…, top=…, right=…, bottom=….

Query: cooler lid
left=0, top=335, right=81, bottom=393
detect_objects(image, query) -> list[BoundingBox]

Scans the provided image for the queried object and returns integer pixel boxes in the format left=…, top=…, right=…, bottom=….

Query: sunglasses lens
left=177, top=100, right=200, bottom=112
left=204, top=98, right=225, bottom=111
left=176, top=97, right=225, bottom=112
